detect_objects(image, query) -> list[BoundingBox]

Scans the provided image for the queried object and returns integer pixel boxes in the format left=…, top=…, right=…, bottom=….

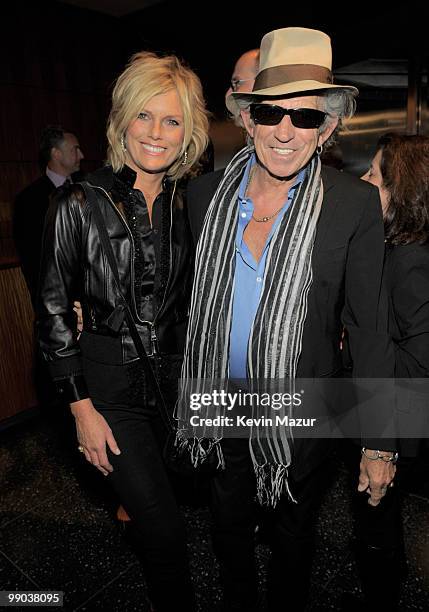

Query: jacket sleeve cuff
left=54, top=375, right=90, bottom=404
left=47, top=354, right=83, bottom=379
left=361, top=438, right=398, bottom=453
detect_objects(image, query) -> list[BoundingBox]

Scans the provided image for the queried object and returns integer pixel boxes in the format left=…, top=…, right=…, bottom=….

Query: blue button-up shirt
left=229, top=156, right=305, bottom=379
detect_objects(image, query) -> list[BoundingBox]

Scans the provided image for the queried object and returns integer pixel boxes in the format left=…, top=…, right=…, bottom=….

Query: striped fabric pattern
left=178, top=146, right=323, bottom=506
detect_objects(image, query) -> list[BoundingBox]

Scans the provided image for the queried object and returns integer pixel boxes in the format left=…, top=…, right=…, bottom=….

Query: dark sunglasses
left=250, top=103, right=327, bottom=129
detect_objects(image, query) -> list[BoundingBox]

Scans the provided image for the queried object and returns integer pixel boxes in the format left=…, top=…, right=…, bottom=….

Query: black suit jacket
left=13, top=175, right=56, bottom=306
left=13, top=171, right=84, bottom=307
left=384, top=243, right=429, bottom=378
left=187, top=165, right=394, bottom=477
left=384, top=242, right=429, bottom=456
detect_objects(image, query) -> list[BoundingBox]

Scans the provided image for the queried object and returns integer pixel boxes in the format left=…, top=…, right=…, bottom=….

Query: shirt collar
left=238, top=154, right=307, bottom=202
left=46, top=167, right=69, bottom=188
left=116, top=164, right=137, bottom=188
left=115, top=164, right=170, bottom=192
left=238, top=153, right=256, bottom=201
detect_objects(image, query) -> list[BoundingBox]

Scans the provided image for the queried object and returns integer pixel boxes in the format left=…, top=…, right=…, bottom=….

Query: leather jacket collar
left=86, top=164, right=171, bottom=194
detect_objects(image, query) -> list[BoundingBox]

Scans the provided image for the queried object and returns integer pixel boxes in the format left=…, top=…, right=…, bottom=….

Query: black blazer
left=13, top=175, right=56, bottom=306
left=384, top=242, right=429, bottom=456
left=187, top=165, right=393, bottom=477
left=384, top=243, right=429, bottom=377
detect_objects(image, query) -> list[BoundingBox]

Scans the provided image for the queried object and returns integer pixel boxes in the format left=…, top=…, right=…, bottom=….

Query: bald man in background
left=225, top=49, right=259, bottom=127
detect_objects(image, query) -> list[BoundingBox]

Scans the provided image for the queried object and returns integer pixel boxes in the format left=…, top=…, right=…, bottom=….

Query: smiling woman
left=36, top=51, right=209, bottom=612
left=106, top=51, right=208, bottom=211
left=125, top=90, right=185, bottom=182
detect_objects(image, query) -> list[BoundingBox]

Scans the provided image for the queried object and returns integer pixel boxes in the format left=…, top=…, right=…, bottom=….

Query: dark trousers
left=84, top=356, right=195, bottom=612
left=210, top=439, right=332, bottom=612
left=344, top=442, right=406, bottom=610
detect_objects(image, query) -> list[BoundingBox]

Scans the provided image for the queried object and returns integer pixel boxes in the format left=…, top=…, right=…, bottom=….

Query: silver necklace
left=246, top=167, right=284, bottom=223
left=252, top=205, right=285, bottom=223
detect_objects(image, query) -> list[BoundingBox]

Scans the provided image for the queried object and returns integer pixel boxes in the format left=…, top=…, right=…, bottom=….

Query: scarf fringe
left=175, top=431, right=225, bottom=471
left=254, top=463, right=297, bottom=507
left=179, top=150, right=323, bottom=507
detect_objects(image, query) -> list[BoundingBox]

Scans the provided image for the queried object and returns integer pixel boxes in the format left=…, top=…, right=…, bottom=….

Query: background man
left=13, top=125, right=84, bottom=305
left=225, top=48, right=259, bottom=128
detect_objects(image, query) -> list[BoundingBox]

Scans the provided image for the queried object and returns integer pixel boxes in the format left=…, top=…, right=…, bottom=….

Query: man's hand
left=358, top=449, right=396, bottom=506
left=71, top=398, right=121, bottom=476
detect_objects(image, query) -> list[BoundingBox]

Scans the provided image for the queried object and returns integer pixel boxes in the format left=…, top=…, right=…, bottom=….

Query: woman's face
left=124, top=89, right=185, bottom=178
left=361, top=149, right=389, bottom=215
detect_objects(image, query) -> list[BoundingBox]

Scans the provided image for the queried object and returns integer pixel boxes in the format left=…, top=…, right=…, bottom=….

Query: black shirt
left=112, top=165, right=167, bottom=322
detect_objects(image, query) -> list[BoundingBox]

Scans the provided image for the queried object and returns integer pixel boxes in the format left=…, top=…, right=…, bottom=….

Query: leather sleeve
left=35, top=185, right=90, bottom=403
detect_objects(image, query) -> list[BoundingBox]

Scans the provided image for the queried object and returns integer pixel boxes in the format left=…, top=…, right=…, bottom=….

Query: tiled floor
left=1, top=413, right=428, bottom=611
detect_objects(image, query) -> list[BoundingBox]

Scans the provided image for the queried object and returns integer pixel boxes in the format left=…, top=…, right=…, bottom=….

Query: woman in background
left=37, top=51, right=209, bottom=611
left=357, top=134, right=429, bottom=610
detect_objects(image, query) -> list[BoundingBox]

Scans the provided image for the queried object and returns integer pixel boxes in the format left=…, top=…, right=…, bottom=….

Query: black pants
left=344, top=442, right=406, bottom=610
left=83, top=355, right=195, bottom=612
left=210, top=439, right=332, bottom=612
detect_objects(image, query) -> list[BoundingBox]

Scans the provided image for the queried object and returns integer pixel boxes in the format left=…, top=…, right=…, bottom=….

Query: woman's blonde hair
left=107, top=51, right=209, bottom=181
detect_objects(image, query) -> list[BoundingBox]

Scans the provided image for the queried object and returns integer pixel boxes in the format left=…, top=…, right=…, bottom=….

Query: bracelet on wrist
left=361, top=447, right=399, bottom=463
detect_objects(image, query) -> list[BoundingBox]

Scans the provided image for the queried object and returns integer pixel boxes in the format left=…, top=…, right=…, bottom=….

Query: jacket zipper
left=86, top=180, right=176, bottom=355
left=84, top=269, right=97, bottom=331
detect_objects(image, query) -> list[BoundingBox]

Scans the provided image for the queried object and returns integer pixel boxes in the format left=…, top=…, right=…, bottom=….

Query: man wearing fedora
left=183, top=27, right=396, bottom=610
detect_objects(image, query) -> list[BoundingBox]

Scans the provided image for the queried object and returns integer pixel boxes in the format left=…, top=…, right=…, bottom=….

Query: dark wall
left=0, top=1, right=124, bottom=204
left=121, top=0, right=426, bottom=119
left=0, top=0, right=426, bottom=205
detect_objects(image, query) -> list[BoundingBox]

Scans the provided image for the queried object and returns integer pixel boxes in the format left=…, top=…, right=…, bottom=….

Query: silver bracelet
left=361, top=447, right=399, bottom=463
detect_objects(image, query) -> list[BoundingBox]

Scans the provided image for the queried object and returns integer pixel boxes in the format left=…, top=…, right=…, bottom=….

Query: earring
left=120, top=135, right=127, bottom=152
left=181, top=149, right=188, bottom=166
left=316, top=144, right=323, bottom=156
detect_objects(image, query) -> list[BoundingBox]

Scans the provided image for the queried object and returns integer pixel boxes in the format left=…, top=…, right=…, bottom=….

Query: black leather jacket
left=36, top=165, right=193, bottom=403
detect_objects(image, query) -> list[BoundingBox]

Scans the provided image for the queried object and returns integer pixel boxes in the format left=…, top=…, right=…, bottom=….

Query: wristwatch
left=361, top=447, right=399, bottom=463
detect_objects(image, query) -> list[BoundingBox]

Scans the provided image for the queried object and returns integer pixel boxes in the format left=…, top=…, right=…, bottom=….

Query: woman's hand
left=70, top=398, right=121, bottom=476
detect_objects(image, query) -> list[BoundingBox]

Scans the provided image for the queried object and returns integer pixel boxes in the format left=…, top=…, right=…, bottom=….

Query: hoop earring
left=181, top=149, right=188, bottom=166
left=120, top=135, right=127, bottom=152
left=316, top=144, right=323, bottom=156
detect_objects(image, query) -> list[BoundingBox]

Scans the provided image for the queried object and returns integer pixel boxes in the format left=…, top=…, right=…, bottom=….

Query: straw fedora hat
left=227, top=27, right=358, bottom=116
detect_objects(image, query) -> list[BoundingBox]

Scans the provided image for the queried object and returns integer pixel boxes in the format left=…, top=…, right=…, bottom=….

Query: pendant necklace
left=246, top=166, right=285, bottom=223
left=252, top=205, right=285, bottom=223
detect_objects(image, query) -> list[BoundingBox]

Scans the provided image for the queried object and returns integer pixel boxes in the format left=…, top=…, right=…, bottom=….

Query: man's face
left=243, top=95, right=338, bottom=180
left=57, top=133, right=84, bottom=175
left=225, top=50, right=259, bottom=103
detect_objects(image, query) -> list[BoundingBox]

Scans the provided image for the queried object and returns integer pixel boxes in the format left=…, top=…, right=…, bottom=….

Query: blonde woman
left=37, top=52, right=208, bottom=611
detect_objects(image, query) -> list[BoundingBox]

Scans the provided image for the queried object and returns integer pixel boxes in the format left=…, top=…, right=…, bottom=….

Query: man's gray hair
left=319, top=88, right=357, bottom=148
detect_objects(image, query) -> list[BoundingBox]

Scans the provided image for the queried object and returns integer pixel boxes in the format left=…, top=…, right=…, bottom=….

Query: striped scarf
left=178, top=145, right=323, bottom=506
